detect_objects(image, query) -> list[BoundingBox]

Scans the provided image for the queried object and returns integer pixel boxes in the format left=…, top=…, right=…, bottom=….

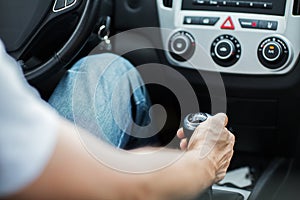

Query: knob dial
left=215, top=39, right=235, bottom=60
left=258, top=37, right=289, bottom=69
left=211, top=35, right=241, bottom=67
left=169, top=31, right=195, bottom=62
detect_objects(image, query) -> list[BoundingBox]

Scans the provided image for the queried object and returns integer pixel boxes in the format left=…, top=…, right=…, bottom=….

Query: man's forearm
left=10, top=119, right=215, bottom=200
left=140, top=153, right=214, bottom=200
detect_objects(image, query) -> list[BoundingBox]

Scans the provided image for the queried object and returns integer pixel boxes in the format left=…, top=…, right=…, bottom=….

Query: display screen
left=182, top=0, right=287, bottom=16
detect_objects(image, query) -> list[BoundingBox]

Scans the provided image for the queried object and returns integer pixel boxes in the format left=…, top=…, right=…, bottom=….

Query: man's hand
left=177, top=113, right=235, bottom=183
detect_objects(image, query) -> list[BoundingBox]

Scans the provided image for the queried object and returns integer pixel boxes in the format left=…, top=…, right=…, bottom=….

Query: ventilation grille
left=163, top=0, right=173, bottom=8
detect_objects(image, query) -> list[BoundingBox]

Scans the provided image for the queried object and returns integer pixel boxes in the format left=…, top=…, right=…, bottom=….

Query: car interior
left=0, top=0, right=300, bottom=199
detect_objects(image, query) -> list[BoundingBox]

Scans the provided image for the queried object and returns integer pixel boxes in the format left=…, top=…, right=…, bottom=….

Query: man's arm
left=8, top=114, right=234, bottom=200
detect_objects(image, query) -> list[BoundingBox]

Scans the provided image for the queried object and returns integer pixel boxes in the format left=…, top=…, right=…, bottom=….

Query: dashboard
left=157, top=0, right=300, bottom=74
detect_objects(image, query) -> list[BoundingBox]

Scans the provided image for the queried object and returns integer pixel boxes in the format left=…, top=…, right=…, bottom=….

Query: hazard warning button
left=221, top=17, right=235, bottom=30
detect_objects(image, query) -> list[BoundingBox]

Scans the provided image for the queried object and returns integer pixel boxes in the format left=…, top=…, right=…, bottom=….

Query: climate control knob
left=215, top=39, right=235, bottom=60
left=258, top=37, right=289, bottom=69
left=211, top=35, right=241, bottom=67
left=169, top=31, right=195, bottom=62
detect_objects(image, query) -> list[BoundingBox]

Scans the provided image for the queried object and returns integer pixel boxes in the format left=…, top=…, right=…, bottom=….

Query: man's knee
left=77, top=53, right=135, bottom=78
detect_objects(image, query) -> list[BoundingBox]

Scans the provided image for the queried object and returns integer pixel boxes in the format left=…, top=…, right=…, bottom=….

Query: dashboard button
left=258, top=20, right=278, bottom=30
left=253, top=2, right=272, bottom=9
left=249, top=2, right=255, bottom=7
left=193, top=0, right=210, bottom=5
left=184, top=16, right=201, bottom=24
left=218, top=1, right=227, bottom=6
left=221, top=16, right=235, bottom=30
left=209, top=0, right=219, bottom=6
left=239, top=19, right=259, bottom=29
left=238, top=1, right=251, bottom=7
left=199, top=17, right=220, bottom=25
left=226, top=1, right=237, bottom=7
left=235, top=1, right=242, bottom=6
left=253, top=2, right=263, bottom=8
left=265, top=3, right=272, bottom=8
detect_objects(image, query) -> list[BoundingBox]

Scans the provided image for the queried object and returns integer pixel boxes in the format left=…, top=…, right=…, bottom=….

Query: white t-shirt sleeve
left=0, top=39, right=59, bottom=197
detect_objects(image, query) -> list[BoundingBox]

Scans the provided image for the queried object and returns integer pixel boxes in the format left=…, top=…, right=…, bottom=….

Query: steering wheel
left=0, top=0, right=103, bottom=81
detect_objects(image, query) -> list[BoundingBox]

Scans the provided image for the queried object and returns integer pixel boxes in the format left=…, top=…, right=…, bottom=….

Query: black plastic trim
left=114, top=0, right=160, bottom=30
left=163, top=0, right=173, bottom=8
left=293, top=0, right=300, bottom=15
left=248, top=158, right=289, bottom=200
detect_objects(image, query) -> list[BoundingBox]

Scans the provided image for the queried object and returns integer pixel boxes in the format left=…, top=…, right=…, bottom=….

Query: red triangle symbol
left=221, top=17, right=235, bottom=30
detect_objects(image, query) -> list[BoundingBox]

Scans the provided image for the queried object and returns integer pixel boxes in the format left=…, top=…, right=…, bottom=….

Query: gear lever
left=183, top=112, right=211, bottom=141
left=183, top=112, right=213, bottom=200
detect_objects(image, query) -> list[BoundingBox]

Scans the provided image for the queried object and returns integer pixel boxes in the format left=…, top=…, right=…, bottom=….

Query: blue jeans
left=49, top=53, right=158, bottom=149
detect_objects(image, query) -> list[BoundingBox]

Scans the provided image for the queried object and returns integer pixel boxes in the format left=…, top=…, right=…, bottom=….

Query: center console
left=155, top=0, right=300, bottom=199
left=157, top=0, right=300, bottom=75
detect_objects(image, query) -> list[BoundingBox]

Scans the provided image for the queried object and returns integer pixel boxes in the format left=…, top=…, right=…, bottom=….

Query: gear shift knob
left=183, top=112, right=211, bottom=140
left=183, top=112, right=213, bottom=200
